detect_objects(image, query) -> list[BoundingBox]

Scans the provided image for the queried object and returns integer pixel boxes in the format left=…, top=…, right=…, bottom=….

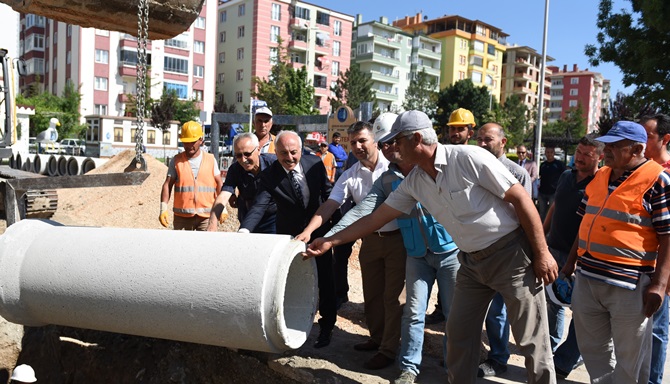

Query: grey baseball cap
left=380, top=110, right=432, bottom=143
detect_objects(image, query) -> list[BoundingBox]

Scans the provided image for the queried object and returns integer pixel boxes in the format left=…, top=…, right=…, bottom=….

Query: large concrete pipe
left=65, top=156, right=86, bottom=175
left=14, top=153, right=22, bottom=170
left=32, top=154, right=49, bottom=175
left=81, top=157, right=108, bottom=174
left=8, top=154, right=14, bottom=169
left=0, top=0, right=204, bottom=40
left=47, top=155, right=58, bottom=177
left=21, top=155, right=33, bottom=173
left=57, top=155, right=70, bottom=176
left=0, top=220, right=317, bottom=353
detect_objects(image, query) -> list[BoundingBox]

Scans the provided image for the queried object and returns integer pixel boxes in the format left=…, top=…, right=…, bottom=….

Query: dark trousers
left=333, top=241, right=355, bottom=302
left=315, top=249, right=337, bottom=331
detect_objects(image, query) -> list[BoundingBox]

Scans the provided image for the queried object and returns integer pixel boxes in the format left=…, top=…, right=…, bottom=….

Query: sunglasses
left=235, top=146, right=258, bottom=159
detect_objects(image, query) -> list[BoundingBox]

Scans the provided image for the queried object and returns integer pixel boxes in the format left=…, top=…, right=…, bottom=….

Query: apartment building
left=546, top=64, right=609, bottom=133
left=394, top=13, right=506, bottom=104
left=351, top=15, right=440, bottom=113
left=216, top=0, right=354, bottom=114
left=501, top=45, right=553, bottom=110
left=18, top=3, right=217, bottom=155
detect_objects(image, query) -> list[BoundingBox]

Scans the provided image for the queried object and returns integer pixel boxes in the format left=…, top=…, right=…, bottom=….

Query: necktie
left=289, top=170, right=305, bottom=208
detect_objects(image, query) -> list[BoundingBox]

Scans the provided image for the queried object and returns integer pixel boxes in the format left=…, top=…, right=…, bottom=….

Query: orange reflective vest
left=320, top=151, right=336, bottom=182
left=173, top=152, right=218, bottom=218
left=578, top=161, right=664, bottom=268
left=260, top=134, right=276, bottom=154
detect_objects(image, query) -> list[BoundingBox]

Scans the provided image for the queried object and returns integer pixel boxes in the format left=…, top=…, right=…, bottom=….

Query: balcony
left=118, top=63, right=137, bottom=77
left=290, top=17, right=309, bottom=29
left=118, top=93, right=131, bottom=103
left=515, top=58, right=531, bottom=67
left=313, top=76, right=328, bottom=89
left=414, top=64, right=440, bottom=78
left=417, top=48, right=441, bottom=61
left=288, top=38, right=308, bottom=51
left=513, top=72, right=533, bottom=81
left=290, top=61, right=306, bottom=70
left=370, top=71, right=399, bottom=84
left=358, top=33, right=401, bottom=49
left=356, top=52, right=400, bottom=66
left=375, top=89, right=398, bottom=102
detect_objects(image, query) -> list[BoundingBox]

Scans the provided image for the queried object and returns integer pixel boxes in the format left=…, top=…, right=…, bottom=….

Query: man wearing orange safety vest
left=318, top=141, right=337, bottom=183
left=160, top=121, right=223, bottom=230
left=562, top=121, right=670, bottom=383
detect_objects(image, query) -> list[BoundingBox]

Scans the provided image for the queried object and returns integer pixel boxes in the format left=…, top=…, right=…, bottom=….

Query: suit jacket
left=241, top=154, right=333, bottom=238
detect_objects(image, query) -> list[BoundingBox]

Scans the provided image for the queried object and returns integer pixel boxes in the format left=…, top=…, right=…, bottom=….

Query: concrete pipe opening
left=47, top=155, right=58, bottom=176
left=33, top=154, right=49, bottom=175
left=9, top=154, right=15, bottom=169
left=21, top=157, right=33, bottom=173
left=66, top=156, right=81, bottom=175
left=57, top=155, right=69, bottom=176
left=15, top=153, right=22, bottom=170
left=0, top=220, right=318, bottom=353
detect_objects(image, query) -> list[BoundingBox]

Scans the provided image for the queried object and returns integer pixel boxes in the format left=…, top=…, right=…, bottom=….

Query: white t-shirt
left=384, top=144, right=519, bottom=252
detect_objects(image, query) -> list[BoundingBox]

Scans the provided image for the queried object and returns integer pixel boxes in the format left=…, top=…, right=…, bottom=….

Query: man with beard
left=160, top=121, right=223, bottom=231
left=446, top=108, right=476, bottom=145
left=206, top=132, right=276, bottom=233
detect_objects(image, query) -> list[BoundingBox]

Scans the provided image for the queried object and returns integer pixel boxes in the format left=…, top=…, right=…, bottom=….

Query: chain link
left=134, top=0, right=149, bottom=163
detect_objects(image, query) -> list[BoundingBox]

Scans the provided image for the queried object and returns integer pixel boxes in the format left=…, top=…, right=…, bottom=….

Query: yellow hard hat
left=179, top=121, right=203, bottom=143
left=447, top=108, right=476, bottom=126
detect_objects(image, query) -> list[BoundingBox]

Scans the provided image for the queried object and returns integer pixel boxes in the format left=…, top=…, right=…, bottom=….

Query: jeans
left=547, top=247, right=569, bottom=351
left=537, top=193, right=555, bottom=222
left=485, top=293, right=510, bottom=365
left=553, top=319, right=582, bottom=374
left=399, top=248, right=460, bottom=375
left=649, top=295, right=669, bottom=384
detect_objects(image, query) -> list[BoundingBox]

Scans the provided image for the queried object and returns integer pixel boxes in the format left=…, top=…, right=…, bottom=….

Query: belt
left=466, top=227, right=524, bottom=260
left=374, top=229, right=401, bottom=237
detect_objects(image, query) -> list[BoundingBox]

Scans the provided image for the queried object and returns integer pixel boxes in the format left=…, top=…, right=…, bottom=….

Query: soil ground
left=0, top=150, right=622, bottom=383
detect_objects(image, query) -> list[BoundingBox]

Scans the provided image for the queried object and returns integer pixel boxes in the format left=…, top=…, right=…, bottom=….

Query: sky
left=314, top=0, right=634, bottom=98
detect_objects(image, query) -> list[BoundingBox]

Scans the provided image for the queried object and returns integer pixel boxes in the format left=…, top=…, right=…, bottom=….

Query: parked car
left=59, top=139, right=86, bottom=155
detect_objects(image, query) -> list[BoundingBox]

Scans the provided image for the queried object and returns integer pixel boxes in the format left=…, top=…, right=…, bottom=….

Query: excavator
left=0, top=0, right=205, bottom=225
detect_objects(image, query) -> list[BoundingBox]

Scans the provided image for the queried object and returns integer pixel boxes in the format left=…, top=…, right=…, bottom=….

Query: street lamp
left=534, top=0, right=550, bottom=167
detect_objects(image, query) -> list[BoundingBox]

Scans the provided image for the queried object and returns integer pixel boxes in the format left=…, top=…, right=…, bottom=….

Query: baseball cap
left=596, top=121, right=647, bottom=143
left=254, top=106, right=273, bottom=117
left=380, top=110, right=432, bottom=143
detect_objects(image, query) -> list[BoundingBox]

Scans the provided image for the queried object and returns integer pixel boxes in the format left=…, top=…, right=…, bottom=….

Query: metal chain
left=134, top=0, right=149, bottom=163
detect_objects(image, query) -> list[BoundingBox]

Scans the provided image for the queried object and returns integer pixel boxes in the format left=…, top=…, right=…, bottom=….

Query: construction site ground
left=0, top=150, right=621, bottom=383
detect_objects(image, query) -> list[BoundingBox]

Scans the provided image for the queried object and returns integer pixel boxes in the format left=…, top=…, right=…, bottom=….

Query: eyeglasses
left=518, top=151, right=526, bottom=155
left=235, top=146, right=258, bottom=159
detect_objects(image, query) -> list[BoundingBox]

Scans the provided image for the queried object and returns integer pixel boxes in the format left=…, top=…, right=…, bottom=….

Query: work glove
left=159, top=202, right=169, bottom=228
left=219, top=206, right=229, bottom=224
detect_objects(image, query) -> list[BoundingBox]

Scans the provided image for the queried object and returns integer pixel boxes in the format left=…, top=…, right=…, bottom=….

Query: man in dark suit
left=239, top=130, right=337, bottom=348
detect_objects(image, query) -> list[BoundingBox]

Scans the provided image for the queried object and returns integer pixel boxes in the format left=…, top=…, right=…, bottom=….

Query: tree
left=585, top=0, right=670, bottom=109
left=488, top=95, right=532, bottom=148
left=596, top=91, right=656, bottom=134
left=329, top=63, right=376, bottom=111
left=435, top=79, right=491, bottom=128
left=17, top=81, right=87, bottom=138
left=403, top=69, right=438, bottom=117
left=251, top=38, right=316, bottom=115
left=542, top=104, right=587, bottom=151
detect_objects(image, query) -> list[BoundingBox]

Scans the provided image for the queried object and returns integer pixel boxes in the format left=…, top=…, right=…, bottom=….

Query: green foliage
left=329, top=63, right=376, bottom=111
left=251, top=38, right=316, bottom=115
left=17, top=81, right=87, bottom=138
left=596, top=91, right=656, bottom=134
left=488, top=95, right=532, bottom=148
left=542, top=104, right=587, bottom=152
left=403, top=69, right=438, bottom=117
left=150, top=91, right=176, bottom=131
left=435, top=79, right=492, bottom=128
left=585, top=0, right=670, bottom=109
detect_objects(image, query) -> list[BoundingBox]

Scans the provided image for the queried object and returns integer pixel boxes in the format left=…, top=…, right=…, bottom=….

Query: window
left=95, top=49, right=108, bottom=64
left=237, top=47, right=244, bottom=60
left=192, top=90, right=203, bottom=101
left=332, top=41, right=340, bottom=56
left=164, top=82, right=188, bottom=99
left=194, top=41, right=205, bottom=54
left=94, top=77, right=108, bottom=91
left=334, top=20, right=342, bottom=36
left=316, top=11, right=330, bottom=26
left=570, top=77, right=579, bottom=84
left=569, top=100, right=578, bottom=107
left=66, top=51, right=71, bottom=64
left=331, top=60, right=339, bottom=76
left=164, top=56, right=189, bottom=74
left=236, top=69, right=243, bottom=81
left=459, top=71, right=466, bottom=80
left=218, top=52, right=225, bottom=63
left=236, top=91, right=243, bottom=103
left=238, top=4, right=245, bottom=16
left=66, top=24, right=72, bottom=37
left=219, top=11, right=227, bottom=23
left=25, top=14, right=45, bottom=28
left=195, top=16, right=205, bottom=29
left=270, top=47, right=278, bottom=64
left=114, top=127, right=123, bottom=142
left=270, top=26, right=280, bottom=43
left=165, top=33, right=189, bottom=49
left=470, top=56, right=483, bottom=67
left=86, top=118, right=100, bottom=141
left=570, top=88, right=578, bottom=96
left=147, top=130, right=156, bottom=144
left=218, top=73, right=225, bottom=83
left=459, top=39, right=468, bottom=49
left=272, top=3, right=281, bottom=21
left=220, top=31, right=226, bottom=43
left=552, top=79, right=563, bottom=86
left=25, top=58, right=44, bottom=75
left=24, top=34, right=45, bottom=52
left=94, top=104, right=107, bottom=115
left=476, top=25, right=486, bottom=36
left=53, top=59, right=57, bottom=70
left=130, top=128, right=139, bottom=143
left=238, top=26, right=245, bottom=38
left=357, top=43, right=368, bottom=54
left=471, top=72, right=482, bottom=83
left=162, top=131, right=171, bottom=145
left=194, top=65, right=204, bottom=77
left=459, top=55, right=466, bottom=65
left=487, top=44, right=496, bottom=55
left=473, top=41, right=484, bottom=52
left=293, top=6, right=310, bottom=20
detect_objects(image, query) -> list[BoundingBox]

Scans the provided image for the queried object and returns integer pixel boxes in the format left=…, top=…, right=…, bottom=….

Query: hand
left=533, top=249, right=558, bottom=285
left=294, top=231, right=312, bottom=243
left=302, top=237, right=333, bottom=260
left=643, top=284, right=667, bottom=318
left=560, top=261, right=576, bottom=278
left=229, top=194, right=238, bottom=208
left=219, top=207, right=229, bottom=224
left=159, top=202, right=169, bottom=228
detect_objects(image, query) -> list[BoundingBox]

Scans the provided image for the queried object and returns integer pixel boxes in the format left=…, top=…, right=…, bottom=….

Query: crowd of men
left=158, top=107, right=669, bottom=384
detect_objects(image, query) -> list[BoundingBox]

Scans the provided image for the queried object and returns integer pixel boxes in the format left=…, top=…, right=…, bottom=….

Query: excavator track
left=24, top=189, right=58, bottom=219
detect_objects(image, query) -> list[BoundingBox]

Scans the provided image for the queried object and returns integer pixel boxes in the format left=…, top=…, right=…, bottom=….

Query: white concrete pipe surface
left=81, top=157, right=108, bottom=174
left=66, top=156, right=86, bottom=175
left=21, top=155, right=34, bottom=173
left=0, top=220, right=318, bottom=353
left=32, top=154, right=50, bottom=175
left=57, top=155, right=70, bottom=176
left=47, top=155, right=58, bottom=176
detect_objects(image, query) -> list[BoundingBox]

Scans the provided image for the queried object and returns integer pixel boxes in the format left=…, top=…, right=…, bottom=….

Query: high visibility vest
left=319, top=151, right=336, bottom=182
left=578, top=161, right=664, bottom=269
left=173, top=152, right=218, bottom=218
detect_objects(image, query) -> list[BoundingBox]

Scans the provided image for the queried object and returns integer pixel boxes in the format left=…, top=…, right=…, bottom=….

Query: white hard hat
left=11, top=364, right=37, bottom=383
left=372, top=113, right=398, bottom=142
